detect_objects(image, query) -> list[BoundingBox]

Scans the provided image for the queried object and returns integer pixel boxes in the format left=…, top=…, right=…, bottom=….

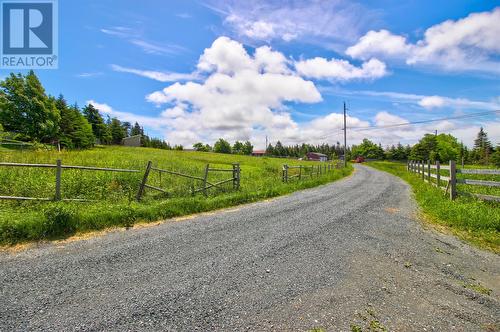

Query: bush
left=43, top=205, right=77, bottom=237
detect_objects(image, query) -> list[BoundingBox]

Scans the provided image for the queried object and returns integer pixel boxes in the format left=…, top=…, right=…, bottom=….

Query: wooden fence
left=0, top=160, right=240, bottom=202
left=407, top=160, right=500, bottom=202
left=282, top=161, right=342, bottom=182
left=137, top=162, right=240, bottom=201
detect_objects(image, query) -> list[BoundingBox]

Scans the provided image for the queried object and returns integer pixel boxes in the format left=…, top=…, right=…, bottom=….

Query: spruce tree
left=473, top=127, right=493, bottom=163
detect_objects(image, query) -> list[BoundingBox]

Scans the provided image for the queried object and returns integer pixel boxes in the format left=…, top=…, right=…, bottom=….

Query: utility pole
left=265, top=135, right=268, bottom=151
left=343, top=101, right=347, bottom=167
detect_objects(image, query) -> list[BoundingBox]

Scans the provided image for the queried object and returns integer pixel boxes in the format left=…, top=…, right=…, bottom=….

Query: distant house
left=122, top=135, right=142, bottom=147
left=306, top=152, right=328, bottom=162
left=251, top=150, right=266, bottom=157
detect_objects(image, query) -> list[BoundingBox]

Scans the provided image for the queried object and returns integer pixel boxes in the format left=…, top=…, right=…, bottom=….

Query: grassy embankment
left=366, top=161, right=499, bottom=252
left=0, top=146, right=352, bottom=245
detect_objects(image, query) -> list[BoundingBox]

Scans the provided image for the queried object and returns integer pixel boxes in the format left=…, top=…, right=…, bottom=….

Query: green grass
left=366, top=161, right=500, bottom=252
left=0, top=146, right=352, bottom=245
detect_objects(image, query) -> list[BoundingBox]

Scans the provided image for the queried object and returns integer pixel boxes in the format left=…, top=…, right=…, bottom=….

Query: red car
left=354, top=156, right=365, bottom=163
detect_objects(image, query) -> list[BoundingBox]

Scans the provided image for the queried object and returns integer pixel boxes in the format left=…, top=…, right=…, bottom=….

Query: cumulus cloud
left=346, top=8, right=500, bottom=73
left=146, top=38, right=322, bottom=137
left=295, top=57, right=387, bottom=81
left=418, top=96, right=446, bottom=109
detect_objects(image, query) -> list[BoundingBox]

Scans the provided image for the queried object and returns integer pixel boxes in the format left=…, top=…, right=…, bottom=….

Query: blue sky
left=9, top=0, right=500, bottom=148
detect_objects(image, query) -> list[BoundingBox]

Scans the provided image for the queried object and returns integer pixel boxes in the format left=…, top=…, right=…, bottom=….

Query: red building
left=251, top=150, right=266, bottom=157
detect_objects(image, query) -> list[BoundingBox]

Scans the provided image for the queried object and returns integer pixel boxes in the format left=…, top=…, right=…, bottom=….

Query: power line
left=318, top=109, right=500, bottom=140
left=348, top=110, right=500, bottom=132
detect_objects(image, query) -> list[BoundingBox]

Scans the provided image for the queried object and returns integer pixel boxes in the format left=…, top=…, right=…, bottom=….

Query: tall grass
left=0, top=146, right=352, bottom=244
left=367, top=161, right=499, bottom=252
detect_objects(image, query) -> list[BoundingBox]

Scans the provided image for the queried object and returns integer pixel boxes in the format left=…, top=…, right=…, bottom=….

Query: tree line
left=198, top=128, right=499, bottom=167
left=351, top=129, right=499, bottom=166
left=0, top=71, right=174, bottom=150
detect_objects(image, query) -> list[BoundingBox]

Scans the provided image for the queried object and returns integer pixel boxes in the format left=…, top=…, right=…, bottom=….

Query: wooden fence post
left=449, top=160, right=457, bottom=200
left=232, top=163, right=240, bottom=190
left=236, top=163, right=240, bottom=190
left=427, top=160, right=431, bottom=183
left=421, top=161, right=425, bottom=181
left=55, top=159, right=62, bottom=201
left=436, top=160, right=440, bottom=186
left=136, top=161, right=152, bottom=201
left=203, top=164, right=210, bottom=196
left=299, top=165, right=302, bottom=180
left=310, top=166, right=314, bottom=178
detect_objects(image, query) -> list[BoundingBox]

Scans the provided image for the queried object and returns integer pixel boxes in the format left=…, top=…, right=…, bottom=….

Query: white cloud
left=346, top=29, right=412, bottom=59
left=374, top=111, right=409, bottom=126
left=346, top=8, right=500, bottom=73
left=111, top=64, right=198, bottom=82
left=295, top=57, right=387, bottom=81
left=326, top=88, right=500, bottom=111
left=86, top=99, right=500, bottom=148
left=418, top=96, right=446, bottom=109
left=101, top=26, right=186, bottom=56
left=76, top=72, right=103, bottom=78
left=205, top=0, right=377, bottom=47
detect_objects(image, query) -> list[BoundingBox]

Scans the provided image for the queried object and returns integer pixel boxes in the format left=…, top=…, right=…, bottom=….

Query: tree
left=232, top=141, right=244, bottom=154
left=491, top=146, right=500, bottom=167
left=82, top=104, right=109, bottom=144
left=193, top=142, right=212, bottom=152
left=0, top=71, right=60, bottom=142
left=109, top=117, right=126, bottom=144
left=121, top=121, right=131, bottom=137
left=351, top=139, right=384, bottom=159
left=410, top=134, right=437, bottom=161
left=213, top=138, right=231, bottom=154
left=410, top=133, right=460, bottom=162
left=55, top=96, right=94, bottom=149
left=130, top=122, right=142, bottom=136
left=242, top=140, right=253, bottom=155
left=472, top=127, right=493, bottom=164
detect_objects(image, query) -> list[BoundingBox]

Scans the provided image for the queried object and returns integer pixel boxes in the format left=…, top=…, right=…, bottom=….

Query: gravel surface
left=1, top=164, right=499, bottom=331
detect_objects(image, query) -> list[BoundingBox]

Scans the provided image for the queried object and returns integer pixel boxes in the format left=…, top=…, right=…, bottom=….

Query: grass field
left=0, top=146, right=352, bottom=245
left=366, top=161, right=500, bottom=252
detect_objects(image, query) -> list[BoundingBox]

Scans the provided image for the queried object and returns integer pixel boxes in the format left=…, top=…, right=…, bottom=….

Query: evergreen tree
left=130, top=122, right=142, bottom=136
left=82, top=103, right=109, bottom=144
left=0, top=71, right=60, bottom=142
left=109, top=117, right=126, bottom=144
left=55, top=96, right=94, bottom=149
left=121, top=121, right=131, bottom=137
left=472, top=127, right=493, bottom=164
left=491, top=145, right=500, bottom=167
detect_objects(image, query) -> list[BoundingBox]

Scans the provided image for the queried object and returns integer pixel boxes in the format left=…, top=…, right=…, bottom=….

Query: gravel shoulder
left=1, top=164, right=499, bottom=331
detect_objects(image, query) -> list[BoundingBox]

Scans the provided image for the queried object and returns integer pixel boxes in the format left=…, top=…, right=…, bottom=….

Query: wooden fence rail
left=137, top=162, right=240, bottom=201
left=0, top=160, right=241, bottom=202
left=282, top=161, right=342, bottom=183
left=0, top=160, right=141, bottom=202
left=407, top=160, right=500, bottom=202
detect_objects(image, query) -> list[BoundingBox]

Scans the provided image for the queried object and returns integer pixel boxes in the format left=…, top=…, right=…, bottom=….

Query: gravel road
left=1, top=164, right=499, bottom=331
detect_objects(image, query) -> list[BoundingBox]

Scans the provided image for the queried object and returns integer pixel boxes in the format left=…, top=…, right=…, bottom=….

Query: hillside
left=0, top=146, right=352, bottom=244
